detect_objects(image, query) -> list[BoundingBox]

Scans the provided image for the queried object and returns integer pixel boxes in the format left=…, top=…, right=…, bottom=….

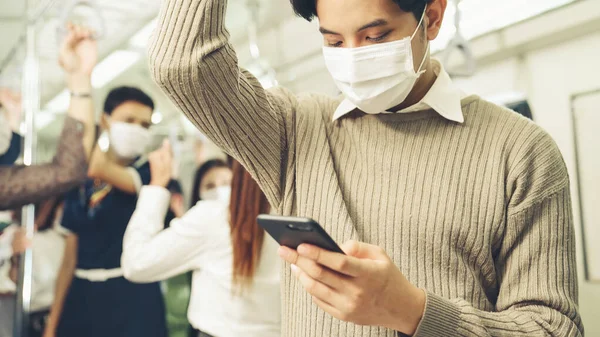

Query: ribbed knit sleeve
left=148, top=0, right=297, bottom=208
left=413, top=126, right=583, bottom=337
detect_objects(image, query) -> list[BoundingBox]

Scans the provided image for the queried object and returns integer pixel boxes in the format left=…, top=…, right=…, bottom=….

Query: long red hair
left=229, top=159, right=270, bottom=290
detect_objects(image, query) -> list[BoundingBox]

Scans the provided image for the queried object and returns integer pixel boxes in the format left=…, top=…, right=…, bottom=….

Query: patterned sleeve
left=0, top=116, right=88, bottom=210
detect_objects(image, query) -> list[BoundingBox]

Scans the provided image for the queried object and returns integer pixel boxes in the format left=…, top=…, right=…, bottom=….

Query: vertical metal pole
left=14, top=0, right=39, bottom=335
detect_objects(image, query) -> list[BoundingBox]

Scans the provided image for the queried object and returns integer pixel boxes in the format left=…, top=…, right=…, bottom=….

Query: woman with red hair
left=121, top=143, right=280, bottom=337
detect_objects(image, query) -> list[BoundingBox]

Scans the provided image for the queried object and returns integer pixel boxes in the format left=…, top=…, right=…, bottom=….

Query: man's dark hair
left=290, top=0, right=430, bottom=22
left=103, top=86, right=154, bottom=115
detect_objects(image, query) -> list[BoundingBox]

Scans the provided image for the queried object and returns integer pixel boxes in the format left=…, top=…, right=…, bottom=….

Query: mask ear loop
left=410, top=4, right=428, bottom=41
left=411, top=4, right=430, bottom=75
left=416, top=43, right=430, bottom=75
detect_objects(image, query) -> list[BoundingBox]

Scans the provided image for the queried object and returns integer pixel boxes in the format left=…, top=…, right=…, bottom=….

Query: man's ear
left=425, top=0, right=447, bottom=41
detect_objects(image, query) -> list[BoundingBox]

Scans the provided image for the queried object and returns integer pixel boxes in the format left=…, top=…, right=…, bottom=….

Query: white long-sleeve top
left=122, top=186, right=281, bottom=337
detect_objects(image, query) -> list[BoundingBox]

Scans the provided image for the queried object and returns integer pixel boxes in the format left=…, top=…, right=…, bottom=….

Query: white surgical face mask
left=108, top=121, right=151, bottom=159
left=323, top=7, right=429, bottom=115
left=0, top=114, right=13, bottom=155
left=201, top=186, right=231, bottom=203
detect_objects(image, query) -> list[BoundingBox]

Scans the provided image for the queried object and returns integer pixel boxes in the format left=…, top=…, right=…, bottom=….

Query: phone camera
left=287, top=223, right=313, bottom=232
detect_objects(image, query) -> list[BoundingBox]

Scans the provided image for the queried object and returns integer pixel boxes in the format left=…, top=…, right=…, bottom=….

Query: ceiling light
left=129, top=19, right=157, bottom=49
left=35, top=112, right=57, bottom=130
left=45, top=89, right=70, bottom=113
left=92, top=50, right=141, bottom=88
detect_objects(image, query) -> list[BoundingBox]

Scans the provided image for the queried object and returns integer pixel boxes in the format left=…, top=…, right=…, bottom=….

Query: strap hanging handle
left=442, top=0, right=476, bottom=77
left=57, top=0, right=106, bottom=43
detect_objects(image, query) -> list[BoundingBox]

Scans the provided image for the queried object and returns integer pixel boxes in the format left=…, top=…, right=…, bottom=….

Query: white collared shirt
left=332, top=59, right=467, bottom=123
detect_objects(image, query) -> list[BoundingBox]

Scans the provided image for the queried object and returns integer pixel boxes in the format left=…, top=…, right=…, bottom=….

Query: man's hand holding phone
left=278, top=240, right=426, bottom=336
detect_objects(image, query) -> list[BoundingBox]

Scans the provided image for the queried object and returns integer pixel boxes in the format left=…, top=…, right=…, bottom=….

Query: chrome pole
left=14, top=0, right=39, bottom=335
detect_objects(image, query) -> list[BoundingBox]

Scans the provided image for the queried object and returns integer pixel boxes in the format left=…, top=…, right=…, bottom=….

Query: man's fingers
left=312, top=295, right=343, bottom=319
left=291, top=265, right=354, bottom=322
left=292, top=264, right=340, bottom=304
left=341, top=240, right=388, bottom=259
left=292, top=255, right=348, bottom=290
left=278, top=246, right=299, bottom=265
left=297, top=244, right=366, bottom=277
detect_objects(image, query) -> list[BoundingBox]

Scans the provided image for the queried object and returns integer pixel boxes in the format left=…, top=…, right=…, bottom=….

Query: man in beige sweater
left=148, top=0, right=583, bottom=336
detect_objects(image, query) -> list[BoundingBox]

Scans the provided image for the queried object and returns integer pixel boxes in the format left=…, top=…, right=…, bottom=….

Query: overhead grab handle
left=442, top=0, right=476, bottom=77
left=57, top=0, right=106, bottom=42
left=245, top=0, right=278, bottom=88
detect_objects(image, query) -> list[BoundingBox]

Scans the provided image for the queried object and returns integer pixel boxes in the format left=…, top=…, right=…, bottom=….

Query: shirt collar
left=332, top=59, right=466, bottom=123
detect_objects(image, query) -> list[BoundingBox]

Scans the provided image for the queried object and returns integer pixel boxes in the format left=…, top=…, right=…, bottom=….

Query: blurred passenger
left=0, top=197, right=66, bottom=337
left=0, top=24, right=96, bottom=210
left=189, top=158, right=231, bottom=207
left=121, top=143, right=280, bottom=337
left=13, top=198, right=66, bottom=337
left=43, top=86, right=168, bottom=337
left=161, top=160, right=228, bottom=337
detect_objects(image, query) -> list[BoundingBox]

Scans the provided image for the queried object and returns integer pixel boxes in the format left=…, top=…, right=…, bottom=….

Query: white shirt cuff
left=137, top=185, right=171, bottom=220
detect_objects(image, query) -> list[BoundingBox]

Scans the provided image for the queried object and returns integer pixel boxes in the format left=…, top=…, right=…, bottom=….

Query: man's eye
left=367, top=31, right=391, bottom=42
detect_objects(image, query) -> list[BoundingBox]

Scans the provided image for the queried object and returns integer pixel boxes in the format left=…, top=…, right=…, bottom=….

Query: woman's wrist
left=67, top=74, right=92, bottom=92
left=149, top=179, right=170, bottom=188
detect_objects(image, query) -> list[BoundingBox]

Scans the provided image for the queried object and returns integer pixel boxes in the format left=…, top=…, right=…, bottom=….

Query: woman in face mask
left=121, top=143, right=281, bottom=337
left=44, top=87, right=170, bottom=337
left=190, top=159, right=233, bottom=206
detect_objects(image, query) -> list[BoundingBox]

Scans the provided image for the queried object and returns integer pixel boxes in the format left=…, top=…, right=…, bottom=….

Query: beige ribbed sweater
left=148, top=1, right=583, bottom=336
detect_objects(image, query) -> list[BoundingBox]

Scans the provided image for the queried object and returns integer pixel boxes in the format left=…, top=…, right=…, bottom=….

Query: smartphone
left=257, top=214, right=345, bottom=254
